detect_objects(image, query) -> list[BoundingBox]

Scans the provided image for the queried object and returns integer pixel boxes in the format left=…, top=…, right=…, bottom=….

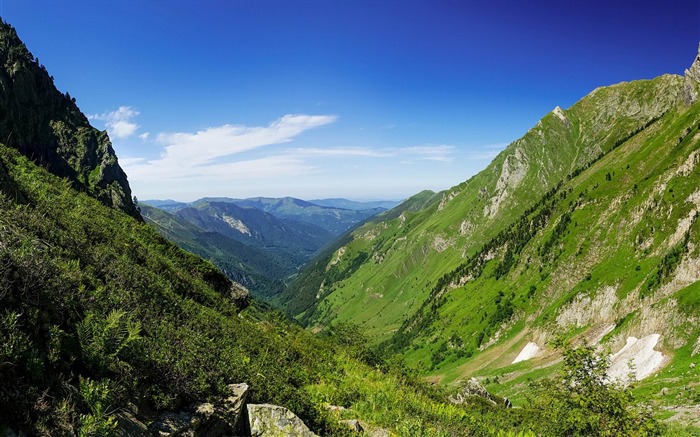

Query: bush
left=526, top=341, right=662, bottom=436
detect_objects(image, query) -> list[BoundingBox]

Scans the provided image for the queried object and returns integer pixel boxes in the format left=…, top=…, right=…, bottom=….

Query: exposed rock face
left=246, top=404, right=318, bottom=437
left=685, top=43, right=700, bottom=83
left=219, top=383, right=249, bottom=431
left=0, top=19, right=139, bottom=218
left=340, top=419, right=364, bottom=433
left=682, top=43, right=700, bottom=104
left=450, top=377, right=496, bottom=405
left=140, top=383, right=250, bottom=436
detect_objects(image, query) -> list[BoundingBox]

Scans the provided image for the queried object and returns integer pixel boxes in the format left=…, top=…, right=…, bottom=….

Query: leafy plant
left=526, top=341, right=662, bottom=436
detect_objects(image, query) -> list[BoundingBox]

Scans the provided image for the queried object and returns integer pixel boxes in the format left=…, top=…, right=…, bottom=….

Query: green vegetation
left=281, top=56, right=700, bottom=431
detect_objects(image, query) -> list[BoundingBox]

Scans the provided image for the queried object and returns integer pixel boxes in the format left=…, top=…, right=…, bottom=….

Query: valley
left=141, top=197, right=396, bottom=298
left=1, top=4, right=700, bottom=437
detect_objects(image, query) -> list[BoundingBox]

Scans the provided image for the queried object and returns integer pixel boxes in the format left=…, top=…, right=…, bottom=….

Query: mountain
left=282, top=45, right=700, bottom=413
left=193, top=196, right=390, bottom=236
left=0, top=19, right=524, bottom=436
left=0, top=17, right=685, bottom=436
left=0, top=21, right=138, bottom=218
left=308, top=198, right=402, bottom=211
left=176, top=200, right=333, bottom=264
left=140, top=204, right=288, bottom=297
left=141, top=197, right=391, bottom=298
left=141, top=198, right=188, bottom=211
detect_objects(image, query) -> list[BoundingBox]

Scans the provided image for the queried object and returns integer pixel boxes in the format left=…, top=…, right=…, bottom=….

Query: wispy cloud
left=292, top=144, right=456, bottom=161
left=89, top=106, right=141, bottom=139
left=401, top=145, right=455, bottom=162
left=122, top=114, right=336, bottom=182
left=293, top=147, right=392, bottom=158
left=465, top=143, right=506, bottom=160
left=154, top=114, right=337, bottom=167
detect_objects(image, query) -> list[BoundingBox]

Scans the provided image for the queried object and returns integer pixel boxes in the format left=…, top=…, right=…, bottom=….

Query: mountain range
left=141, top=197, right=395, bottom=297
left=2, top=15, right=699, bottom=435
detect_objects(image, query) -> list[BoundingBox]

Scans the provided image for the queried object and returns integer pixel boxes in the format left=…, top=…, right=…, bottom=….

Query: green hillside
left=2, top=143, right=510, bottom=436
left=282, top=47, right=700, bottom=424
left=1, top=14, right=697, bottom=436
left=283, top=73, right=685, bottom=342
left=140, top=204, right=288, bottom=297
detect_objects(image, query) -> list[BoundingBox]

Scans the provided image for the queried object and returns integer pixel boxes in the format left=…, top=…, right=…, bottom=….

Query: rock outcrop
left=135, top=383, right=250, bottom=437
left=0, top=19, right=140, bottom=218
left=685, top=43, right=700, bottom=83
left=246, top=404, right=318, bottom=437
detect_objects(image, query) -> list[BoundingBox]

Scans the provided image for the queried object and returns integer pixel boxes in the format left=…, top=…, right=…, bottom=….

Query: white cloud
left=121, top=114, right=336, bottom=183
left=138, top=132, right=150, bottom=141
left=400, top=145, right=455, bottom=162
left=89, top=106, right=141, bottom=139
left=293, top=147, right=392, bottom=158
left=154, top=114, right=337, bottom=167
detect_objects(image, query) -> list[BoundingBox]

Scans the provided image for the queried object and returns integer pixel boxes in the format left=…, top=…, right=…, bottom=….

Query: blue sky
left=2, top=0, right=699, bottom=201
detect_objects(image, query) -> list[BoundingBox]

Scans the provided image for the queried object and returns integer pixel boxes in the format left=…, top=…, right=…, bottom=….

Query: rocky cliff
left=0, top=19, right=139, bottom=218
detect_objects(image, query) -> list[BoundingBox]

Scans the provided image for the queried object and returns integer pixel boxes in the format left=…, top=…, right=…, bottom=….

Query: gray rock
left=685, top=43, right=700, bottom=83
left=148, top=411, right=194, bottom=436
left=247, top=403, right=318, bottom=437
left=340, top=419, right=364, bottom=433
left=113, top=410, right=150, bottom=437
left=147, top=383, right=249, bottom=437
left=220, top=383, right=249, bottom=430
left=449, top=377, right=497, bottom=406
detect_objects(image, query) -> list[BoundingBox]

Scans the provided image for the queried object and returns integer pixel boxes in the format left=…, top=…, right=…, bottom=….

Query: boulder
left=247, top=404, right=317, bottom=437
left=340, top=419, right=364, bottom=433
left=112, top=410, right=150, bottom=437
left=449, top=377, right=496, bottom=406
left=219, top=383, right=249, bottom=430
left=144, top=383, right=249, bottom=437
left=148, top=411, right=194, bottom=436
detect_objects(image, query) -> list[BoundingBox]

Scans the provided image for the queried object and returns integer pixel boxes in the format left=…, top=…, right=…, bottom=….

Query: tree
left=526, top=341, right=662, bottom=436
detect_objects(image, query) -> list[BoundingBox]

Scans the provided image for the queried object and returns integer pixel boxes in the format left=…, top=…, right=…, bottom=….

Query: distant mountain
left=176, top=200, right=333, bottom=264
left=140, top=204, right=288, bottom=297
left=201, top=196, right=388, bottom=235
left=308, top=198, right=401, bottom=211
left=143, top=199, right=352, bottom=298
left=145, top=196, right=393, bottom=236
left=141, top=199, right=188, bottom=211
left=142, top=196, right=393, bottom=297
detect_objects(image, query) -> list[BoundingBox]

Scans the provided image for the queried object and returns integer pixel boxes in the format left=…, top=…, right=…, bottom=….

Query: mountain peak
left=684, top=42, right=700, bottom=82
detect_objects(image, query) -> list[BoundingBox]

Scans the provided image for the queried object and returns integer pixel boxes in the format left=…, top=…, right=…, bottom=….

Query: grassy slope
left=398, top=83, right=700, bottom=423
left=0, top=144, right=532, bottom=437
left=283, top=75, right=683, bottom=346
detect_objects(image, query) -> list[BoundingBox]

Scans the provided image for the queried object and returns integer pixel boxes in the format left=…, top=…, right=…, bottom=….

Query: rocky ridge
left=0, top=19, right=139, bottom=217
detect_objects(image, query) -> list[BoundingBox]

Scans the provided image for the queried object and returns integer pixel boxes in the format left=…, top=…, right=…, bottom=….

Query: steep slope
left=284, top=72, right=684, bottom=343
left=0, top=23, right=514, bottom=436
left=0, top=20, right=138, bottom=217
left=140, top=204, right=288, bottom=298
